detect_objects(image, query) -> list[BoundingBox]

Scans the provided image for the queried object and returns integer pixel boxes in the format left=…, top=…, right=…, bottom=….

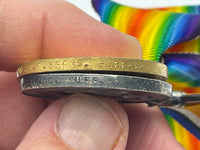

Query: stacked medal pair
left=17, top=57, right=173, bottom=106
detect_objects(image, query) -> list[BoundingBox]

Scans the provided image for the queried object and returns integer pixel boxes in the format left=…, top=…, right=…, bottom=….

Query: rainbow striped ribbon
left=163, top=53, right=200, bottom=92
left=92, top=0, right=200, bottom=149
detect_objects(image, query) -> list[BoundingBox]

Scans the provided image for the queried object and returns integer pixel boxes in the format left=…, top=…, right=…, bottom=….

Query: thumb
left=16, top=94, right=128, bottom=150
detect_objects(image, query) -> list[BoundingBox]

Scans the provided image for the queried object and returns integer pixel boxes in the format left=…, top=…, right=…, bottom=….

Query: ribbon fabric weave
left=92, top=0, right=200, bottom=149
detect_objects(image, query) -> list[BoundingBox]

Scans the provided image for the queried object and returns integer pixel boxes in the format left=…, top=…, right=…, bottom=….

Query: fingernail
left=124, top=34, right=143, bottom=58
left=57, top=94, right=122, bottom=150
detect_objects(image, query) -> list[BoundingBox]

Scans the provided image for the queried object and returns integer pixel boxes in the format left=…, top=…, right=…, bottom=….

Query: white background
left=66, top=0, right=200, bottom=20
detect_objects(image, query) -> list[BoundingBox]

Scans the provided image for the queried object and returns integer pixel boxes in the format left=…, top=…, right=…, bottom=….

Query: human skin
left=0, top=0, right=184, bottom=150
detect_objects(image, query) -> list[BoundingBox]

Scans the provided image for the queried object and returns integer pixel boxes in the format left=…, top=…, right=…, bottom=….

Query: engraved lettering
left=114, top=79, right=119, bottom=85
left=135, top=63, right=138, bottom=69
left=114, top=61, right=119, bottom=68
left=76, top=76, right=81, bottom=83
left=37, top=63, right=41, bottom=69
left=100, top=60, right=130, bottom=69
left=38, top=63, right=47, bottom=71
left=43, top=65, right=47, bottom=69
left=49, top=61, right=54, bottom=68
left=27, top=64, right=34, bottom=71
left=69, top=77, right=75, bottom=83
left=128, top=65, right=132, bottom=70
left=48, top=78, right=53, bottom=84
left=65, top=59, right=83, bottom=68
left=92, top=77, right=98, bottom=84
left=76, top=59, right=82, bottom=67
left=37, top=78, right=43, bottom=85
left=55, top=79, right=59, bottom=84
left=107, top=78, right=112, bottom=85
left=121, top=61, right=126, bottom=69
left=67, top=60, right=73, bottom=68
left=63, top=59, right=69, bottom=69
left=100, top=61, right=104, bottom=68
left=28, top=77, right=60, bottom=86
left=107, top=61, right=112, bottom=68
left=85, top=77, right=89, bottom=83
left=99, top=80, right=104, bottom=85
left=48, top=60, right=62, bottom=70
left=56, top=61, right=60, bottom=66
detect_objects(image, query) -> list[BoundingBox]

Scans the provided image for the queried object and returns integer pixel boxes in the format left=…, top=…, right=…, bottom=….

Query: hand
left=0, top=0, right=184, bottom=149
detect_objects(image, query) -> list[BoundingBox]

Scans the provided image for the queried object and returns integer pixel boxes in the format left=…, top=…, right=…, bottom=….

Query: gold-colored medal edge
left=17, top=57, right=167, bottom=80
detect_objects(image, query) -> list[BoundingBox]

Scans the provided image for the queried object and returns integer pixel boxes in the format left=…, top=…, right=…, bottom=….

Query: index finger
left=0, top=0, right=142, bottom=71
